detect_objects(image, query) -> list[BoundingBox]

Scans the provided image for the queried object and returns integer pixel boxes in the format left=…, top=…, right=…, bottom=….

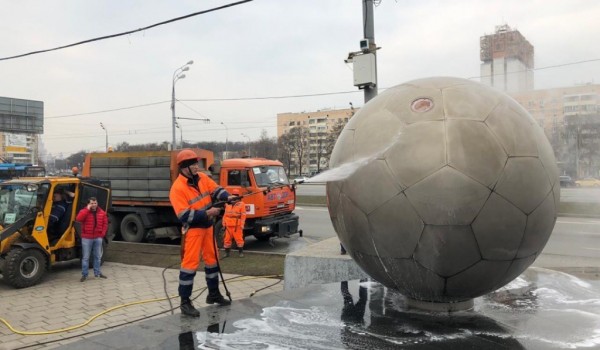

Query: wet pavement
left=0, top=262, right=283, bottom=349
left=57, top=267, right=600, bottom=349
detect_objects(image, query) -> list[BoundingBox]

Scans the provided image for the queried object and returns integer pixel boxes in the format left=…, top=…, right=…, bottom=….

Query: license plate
left=277, top=203, right=285, bottom=208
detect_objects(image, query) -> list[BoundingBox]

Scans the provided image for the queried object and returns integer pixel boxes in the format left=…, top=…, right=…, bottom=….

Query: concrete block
left=284, top=237, right=369, bottom=290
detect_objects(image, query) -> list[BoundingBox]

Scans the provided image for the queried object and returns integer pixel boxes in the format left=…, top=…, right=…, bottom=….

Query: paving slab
left=0, top=261, right=282, bottom=350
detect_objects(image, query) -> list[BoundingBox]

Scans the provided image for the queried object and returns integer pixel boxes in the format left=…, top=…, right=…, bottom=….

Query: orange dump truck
left=209, top=157, right=301, bottom=246
left=83, top=150, right=301, bottom=244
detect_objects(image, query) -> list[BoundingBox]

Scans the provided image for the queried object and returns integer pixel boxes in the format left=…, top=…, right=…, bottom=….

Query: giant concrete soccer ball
left=327, top=77, right=559, bottom=303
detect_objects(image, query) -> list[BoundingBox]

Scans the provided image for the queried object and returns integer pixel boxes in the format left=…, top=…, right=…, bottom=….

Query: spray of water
left=306, top=156, right=373, bottom=183
left=306, top=133, right=402, bottom=183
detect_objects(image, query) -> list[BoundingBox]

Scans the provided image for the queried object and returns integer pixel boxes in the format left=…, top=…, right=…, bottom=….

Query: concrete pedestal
left=284, top=237, right=369, bottom=290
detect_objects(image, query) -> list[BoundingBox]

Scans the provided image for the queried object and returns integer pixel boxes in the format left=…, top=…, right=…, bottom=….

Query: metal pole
left=171, top=83, right=176, bottom=150
left=362, top=0, right=378, bottom=103
left=241, top=133, right=250, bottom=155
left=100, top=122, right=108, bottom=152
left=179, top=123, right=183, bottom=147
left=171, top=60, right=193, bottom=151
left=221, top=122, right=229, bottom=156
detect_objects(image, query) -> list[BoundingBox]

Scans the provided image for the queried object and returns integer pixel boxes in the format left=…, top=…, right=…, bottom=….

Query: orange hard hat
left=72, top=167, right=79, bottom=173
left=176, top=149, right=199, bottom=166
left=231, top=188, right=240, bottom=195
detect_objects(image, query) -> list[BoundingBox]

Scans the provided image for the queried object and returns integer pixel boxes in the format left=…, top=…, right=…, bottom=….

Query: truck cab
left=212, top=158, right=301, bottom=245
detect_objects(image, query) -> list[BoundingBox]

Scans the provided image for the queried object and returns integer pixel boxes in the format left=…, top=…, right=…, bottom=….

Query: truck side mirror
left=209, top=162, right=221, bottom=177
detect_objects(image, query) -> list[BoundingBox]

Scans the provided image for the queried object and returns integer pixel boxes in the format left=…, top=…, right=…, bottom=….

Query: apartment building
left=277, top=107, right=356, bottom=175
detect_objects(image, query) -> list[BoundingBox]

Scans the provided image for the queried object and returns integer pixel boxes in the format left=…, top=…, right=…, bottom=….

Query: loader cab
left=0, top=182, right=49, bottom=229
left=0, top=178, right=111, bottom=288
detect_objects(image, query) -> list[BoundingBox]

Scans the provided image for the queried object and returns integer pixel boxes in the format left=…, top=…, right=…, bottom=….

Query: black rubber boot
left=238, top=248, right=244, bottom=258
left=223, top=248, right=230, bottom=258
left=206, top=289, right=231, bottom=306
left=180, top=298, right=200, bottom=317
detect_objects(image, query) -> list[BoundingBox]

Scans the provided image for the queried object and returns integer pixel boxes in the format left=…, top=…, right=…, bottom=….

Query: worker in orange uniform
left=169, top=149, right=235, bottom=317
left=223, top=189, right=246, bottom=258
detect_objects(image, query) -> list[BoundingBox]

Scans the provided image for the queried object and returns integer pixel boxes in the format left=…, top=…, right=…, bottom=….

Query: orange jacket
left=169, top=173, right=229, bottom=229
left=223, top=201, right=246, bottom=228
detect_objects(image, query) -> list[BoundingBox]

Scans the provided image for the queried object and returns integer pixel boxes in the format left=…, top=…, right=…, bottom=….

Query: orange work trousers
left=223, top=225, right=244, bottom=249
left=181, top=227, right=218, bottom=270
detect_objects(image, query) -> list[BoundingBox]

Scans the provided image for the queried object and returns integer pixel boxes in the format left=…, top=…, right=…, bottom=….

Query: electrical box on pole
left=353, top=53, right=377, bottom=87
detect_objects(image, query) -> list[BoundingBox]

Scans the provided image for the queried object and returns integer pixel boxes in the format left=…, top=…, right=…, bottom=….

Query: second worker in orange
left=223, top=188, right=246, bottom=258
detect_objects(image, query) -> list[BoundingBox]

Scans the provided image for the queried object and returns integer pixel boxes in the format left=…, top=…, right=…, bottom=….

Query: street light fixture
left=171, top=60, right=194, bottom=150
left=221, top=122, right=229, bottom=156
left=100, top=122, right=108, bottom=152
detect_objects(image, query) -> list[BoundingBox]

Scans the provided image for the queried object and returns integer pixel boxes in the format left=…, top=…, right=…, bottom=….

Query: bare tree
left=323, top=119, right=347, bottom=161
left=253, top=129, right=278, bottom=159
left=65, top=151, right=87, bottom=169
left=564, top=114, right=600, bottom=178
left=286, top=126, right=310, bottom=175
left=278, top=133, right=294, bottom=176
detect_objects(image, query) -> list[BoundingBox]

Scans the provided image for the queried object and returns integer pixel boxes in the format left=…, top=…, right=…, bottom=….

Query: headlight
left=261, top=226, right=271, bottom=233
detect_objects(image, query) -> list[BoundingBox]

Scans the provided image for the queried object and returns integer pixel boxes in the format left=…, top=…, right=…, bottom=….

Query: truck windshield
left=0, top=183, right=48, bottom=228
left=252, top=166, right=290, bottom=187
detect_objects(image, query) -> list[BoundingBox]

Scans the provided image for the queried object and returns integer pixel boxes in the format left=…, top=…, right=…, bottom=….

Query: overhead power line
left=46, top=90, right=361, bottom=118
left=181, top=90, right=360, bottom=102
left=467, top=58, right=600, bottom=80
left=47, top=101, right=170, bottom=119
left=45, top=57, right=600, bottom=119
left=0, top=0, right=253, bottom=61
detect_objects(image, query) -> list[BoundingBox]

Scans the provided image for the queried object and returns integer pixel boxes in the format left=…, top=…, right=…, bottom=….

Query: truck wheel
left=120, top=214, right=146, bottom=243
left=214, top=220, right=225, bottom=248
left=107, top=213, right=121, bottom=243
left=5, top=248, right=47, bottom=288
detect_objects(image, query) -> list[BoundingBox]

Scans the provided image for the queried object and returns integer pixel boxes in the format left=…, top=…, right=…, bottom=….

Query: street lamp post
left=241, top=133, right=250, bottom=155
left=175, top=121, right=183, bottom=147
left=221, top=122, right=229, bottom=156
left=171, top=60, right=194, bottom=150
left=100, top=122, right=108, bottom=152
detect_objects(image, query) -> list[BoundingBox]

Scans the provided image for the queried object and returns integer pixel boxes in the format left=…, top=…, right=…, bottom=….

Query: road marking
left=583, top=247, right=600, bottom=252
left=556, top=219, right=600, bottom=225
left=303, top=236, right=314, bottom=244
left=296, top=206, right=328, bottom=211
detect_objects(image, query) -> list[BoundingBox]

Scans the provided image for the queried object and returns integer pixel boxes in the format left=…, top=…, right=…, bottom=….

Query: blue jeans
left=81, top=237, right=103, bottom=277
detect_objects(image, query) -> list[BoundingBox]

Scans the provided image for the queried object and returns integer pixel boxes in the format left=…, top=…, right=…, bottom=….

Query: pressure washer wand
left=209, top=182, right=295, bottom=303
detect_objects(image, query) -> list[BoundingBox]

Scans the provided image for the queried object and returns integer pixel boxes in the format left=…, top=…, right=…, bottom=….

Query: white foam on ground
left=191, top=269, right=600, bottom=349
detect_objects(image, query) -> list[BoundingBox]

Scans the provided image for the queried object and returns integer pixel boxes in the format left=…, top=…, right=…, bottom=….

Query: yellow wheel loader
left=0, top=177, right=111, bottom=288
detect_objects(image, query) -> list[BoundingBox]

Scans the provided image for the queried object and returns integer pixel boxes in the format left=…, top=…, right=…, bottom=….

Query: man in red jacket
left=76, top=197, right=108, bottom=282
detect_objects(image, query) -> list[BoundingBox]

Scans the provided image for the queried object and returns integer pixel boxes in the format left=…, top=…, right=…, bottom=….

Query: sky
left=1, top=0, right=599, bottom=157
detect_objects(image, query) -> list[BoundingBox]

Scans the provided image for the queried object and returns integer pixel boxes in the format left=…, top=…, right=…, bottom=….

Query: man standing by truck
left=169, top=149, right=233, bottom=317
left=77, top=197, right=108, bottom=282
left=222, top=188, right=246, bottom=258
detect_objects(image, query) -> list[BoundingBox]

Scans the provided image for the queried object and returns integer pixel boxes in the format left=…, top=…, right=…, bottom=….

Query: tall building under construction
left=480, top=24, right=534, bottom=93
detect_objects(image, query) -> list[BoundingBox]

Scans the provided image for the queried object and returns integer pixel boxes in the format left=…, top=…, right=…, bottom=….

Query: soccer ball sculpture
left=327, top=77, right=559, bottom=303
